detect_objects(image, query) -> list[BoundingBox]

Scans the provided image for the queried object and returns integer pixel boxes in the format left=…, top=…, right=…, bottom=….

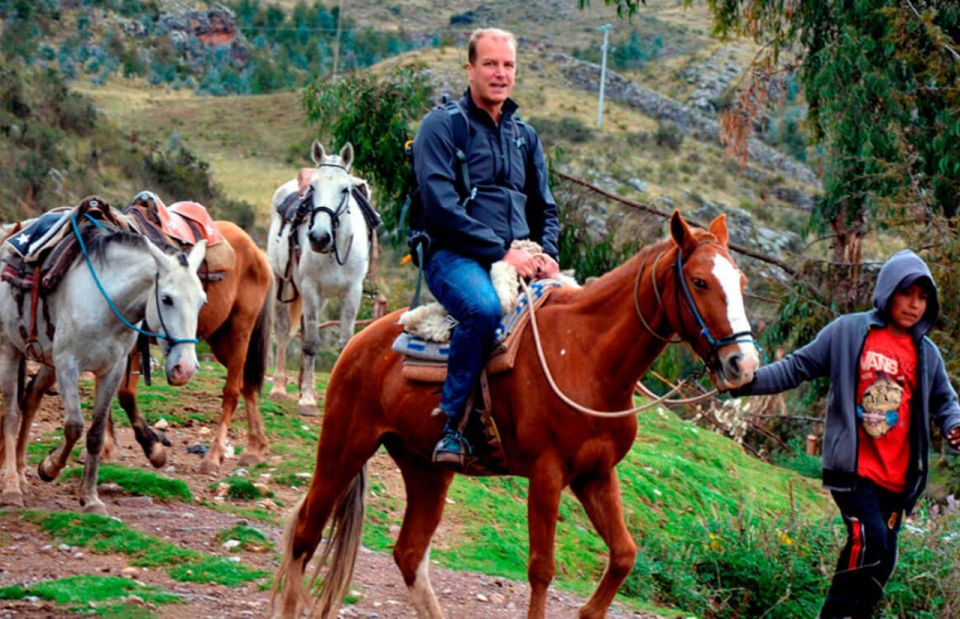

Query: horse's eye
left=693, top=278, right=708, bottom=290
left=162, top=294, right=174, bottom=306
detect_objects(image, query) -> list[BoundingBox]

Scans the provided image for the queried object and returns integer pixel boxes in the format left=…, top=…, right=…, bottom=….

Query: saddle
left=123, top=191, right=234, bottom=279
left=392, top=279, right=565, bottom=475
left=392, top=280, right=561, bottom=383
left=1, top=196, right=126, bottom=353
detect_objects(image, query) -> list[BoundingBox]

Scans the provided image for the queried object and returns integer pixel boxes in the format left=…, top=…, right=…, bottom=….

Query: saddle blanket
left=4, top=208, right=72, bottom=260
left=392, top=279, right=561, bottom=363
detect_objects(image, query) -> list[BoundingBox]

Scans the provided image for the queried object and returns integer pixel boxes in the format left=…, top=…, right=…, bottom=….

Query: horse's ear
left=144, top=238, right=175, bottom=273
left=340, top=143, right=354, bottom=171
left=311, top=141, right=327, bottom=165
left=708, top=214, right=729, bottom=246
left=670, top=210, right=697, bottom=254
left=186, top=240, right=207, bottom=273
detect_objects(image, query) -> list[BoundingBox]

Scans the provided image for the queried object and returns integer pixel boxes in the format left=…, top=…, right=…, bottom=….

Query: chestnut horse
left=103, top=199, right=274, bottom=476
left=272, top=211, right=759, bottom=618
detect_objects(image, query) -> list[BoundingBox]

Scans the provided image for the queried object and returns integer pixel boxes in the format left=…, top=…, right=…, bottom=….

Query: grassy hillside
left=19, top=363, right=956, bottom=616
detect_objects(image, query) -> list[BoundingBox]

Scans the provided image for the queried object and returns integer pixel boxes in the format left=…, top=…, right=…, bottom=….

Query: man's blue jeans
left=424, top=249, right=502, bottom=421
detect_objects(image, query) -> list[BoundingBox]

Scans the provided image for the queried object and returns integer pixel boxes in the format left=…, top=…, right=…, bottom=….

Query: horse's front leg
left=0, top=346, right=24, bottom=506
left=38, top=361, right=83, bottom=484
left=116, top=353, right=169, bottom=468
left=526, top=459, right=565, bottom=619
left=15, top=366, right=56, bottom=489
left=268, top=296, right=293, bottom=402
left=337, top=279, right=363, bottom=351
left=297, top=292, right=326, bottom=417
left=570, top=468, right=638, bottom=619
left=78, top=361, right=126, bottom=516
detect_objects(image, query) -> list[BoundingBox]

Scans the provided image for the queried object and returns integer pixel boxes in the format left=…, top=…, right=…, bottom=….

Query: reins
left=520, top=279, right=690, bottom=418
left=72, top=212, right=199, bottom=348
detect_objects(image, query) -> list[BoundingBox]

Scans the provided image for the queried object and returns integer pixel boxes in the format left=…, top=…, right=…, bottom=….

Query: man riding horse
left=412, top=27, right=560, bottom=466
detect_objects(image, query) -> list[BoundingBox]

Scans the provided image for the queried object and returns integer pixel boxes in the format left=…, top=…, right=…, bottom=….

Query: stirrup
left=432, top=430, right=470, bottom=469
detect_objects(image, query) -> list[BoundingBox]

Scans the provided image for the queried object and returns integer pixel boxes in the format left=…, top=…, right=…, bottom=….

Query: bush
left=526, top=115, right=595, bottom=146
left=655, top=121, right=684, bottom=152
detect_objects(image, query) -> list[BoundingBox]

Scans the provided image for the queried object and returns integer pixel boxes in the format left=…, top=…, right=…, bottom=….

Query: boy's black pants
left=821, top=477, right=906, bottom=619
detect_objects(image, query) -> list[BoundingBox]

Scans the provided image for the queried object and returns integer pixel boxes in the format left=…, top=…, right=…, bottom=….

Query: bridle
left=306, top=162, right=354, bottom=266
left=635, top=240, right=757, bottom=374
left=72, top=211, right=199, bottom=349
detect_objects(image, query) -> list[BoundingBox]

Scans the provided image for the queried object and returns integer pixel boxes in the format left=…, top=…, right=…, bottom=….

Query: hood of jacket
left=873, top=249, right=939, bottom=337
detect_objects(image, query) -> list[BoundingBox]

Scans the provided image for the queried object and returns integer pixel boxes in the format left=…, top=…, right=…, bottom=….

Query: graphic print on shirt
left=857, top=371, right=904, bottom=438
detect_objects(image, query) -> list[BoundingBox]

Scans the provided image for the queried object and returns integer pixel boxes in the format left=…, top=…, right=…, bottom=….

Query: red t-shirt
left=856, top=327, right=917, bottom=492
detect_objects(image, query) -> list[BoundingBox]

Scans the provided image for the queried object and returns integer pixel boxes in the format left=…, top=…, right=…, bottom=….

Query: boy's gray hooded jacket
left=736, top=250, right=960, bottom=512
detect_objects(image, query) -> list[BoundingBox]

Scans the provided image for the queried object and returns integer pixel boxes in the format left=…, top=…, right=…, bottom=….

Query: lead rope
left=520, top=280, right=688, bottom=418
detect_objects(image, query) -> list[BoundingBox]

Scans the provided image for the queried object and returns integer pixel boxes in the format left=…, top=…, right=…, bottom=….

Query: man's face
left=467, top=35, right=516, bottom=110
left=889, top=282, right=929, bottom=334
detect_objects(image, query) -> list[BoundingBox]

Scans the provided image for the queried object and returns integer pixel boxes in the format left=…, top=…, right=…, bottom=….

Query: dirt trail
left=0, top=390, right=664, bottom=618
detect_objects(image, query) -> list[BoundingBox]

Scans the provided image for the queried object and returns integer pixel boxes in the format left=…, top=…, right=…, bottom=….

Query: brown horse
left=104, top=217, right=274, bottom=476
left=272, top=211, right=759, bottom=618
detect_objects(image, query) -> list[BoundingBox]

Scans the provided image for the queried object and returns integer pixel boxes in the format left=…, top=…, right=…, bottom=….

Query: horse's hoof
left=0, top=491, right=24, bottom=508
left=298, top=402, right=319, bottom=417
left=198, top=458, right=221, bottom=476
left=238, top=451, right=262, bottom=467
left=37, top=459, right=58, bottom=483
left=269, top=387, right=292, bottom=402
left=82, top=500, right=108, bottom=516
left=148, top=443, right=168, bottom=469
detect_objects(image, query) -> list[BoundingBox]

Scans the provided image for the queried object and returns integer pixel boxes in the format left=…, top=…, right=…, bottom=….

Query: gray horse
left=0, top=209, right=207, bottom=514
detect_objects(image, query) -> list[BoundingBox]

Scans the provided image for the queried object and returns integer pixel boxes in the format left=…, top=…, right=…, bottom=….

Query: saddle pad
left=398, top=282, right=560, bottom=383
left=4, top=208, right=72, bottom=260
left=392, top=279, right=562, bottom=362
left=168, top=201, right=225, bottom=247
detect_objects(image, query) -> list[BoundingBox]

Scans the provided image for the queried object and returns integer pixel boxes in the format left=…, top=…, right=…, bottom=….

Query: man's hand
left=503, top=248, right=537, bottom=279
left=947, top=426, right=960, bottom=449
left=534, top=254, right=560, bottom=279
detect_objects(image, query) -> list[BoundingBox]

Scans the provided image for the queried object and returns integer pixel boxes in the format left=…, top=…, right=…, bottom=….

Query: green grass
left=216, top=524, right=274, bottom=552
left=0, top=574, right=179, bottom=616
left=22, top=512, right=268, bottom=586
left=167, top=556, right=269, bottom=587
left=60, top=464, right=193, bottom=502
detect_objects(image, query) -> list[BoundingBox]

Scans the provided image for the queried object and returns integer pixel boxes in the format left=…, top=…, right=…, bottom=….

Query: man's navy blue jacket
left=412, top=89, right=559, bottom=264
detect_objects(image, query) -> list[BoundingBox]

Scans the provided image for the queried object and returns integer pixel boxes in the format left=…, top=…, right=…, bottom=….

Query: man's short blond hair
left=467, top=28, right=517, bottom=64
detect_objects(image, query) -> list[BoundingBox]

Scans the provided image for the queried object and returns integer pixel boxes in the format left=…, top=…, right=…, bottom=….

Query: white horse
left=267, top=142, right=371, bottom=416
left=0, top=207, right=207, bottom=514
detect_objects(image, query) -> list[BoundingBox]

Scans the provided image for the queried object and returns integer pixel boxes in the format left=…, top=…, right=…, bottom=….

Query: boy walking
left=733, top=249, right=960, bottom=618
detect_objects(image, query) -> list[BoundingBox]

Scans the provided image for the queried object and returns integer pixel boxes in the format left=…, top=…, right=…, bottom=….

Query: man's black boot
left=432, top=414, right=470, bottom=469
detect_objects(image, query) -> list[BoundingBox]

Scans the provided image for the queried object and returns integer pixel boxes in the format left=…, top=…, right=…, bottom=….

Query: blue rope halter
left=71, top=212, right=199, bottom=347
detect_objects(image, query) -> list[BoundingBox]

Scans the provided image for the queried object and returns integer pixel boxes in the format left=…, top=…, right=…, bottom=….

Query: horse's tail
left=243, top=277, right=273, bottom=395
left=271, top=465, right=368, bottom=618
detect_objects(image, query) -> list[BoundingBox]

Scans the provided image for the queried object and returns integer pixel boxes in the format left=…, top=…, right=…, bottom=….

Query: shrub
left=655, top=121, right=684, bottom=152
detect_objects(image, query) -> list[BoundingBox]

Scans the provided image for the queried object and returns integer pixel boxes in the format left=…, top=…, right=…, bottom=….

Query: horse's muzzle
left=308, top=231, right=332, bottom=253
left=715, top=348, right=759, bottom=390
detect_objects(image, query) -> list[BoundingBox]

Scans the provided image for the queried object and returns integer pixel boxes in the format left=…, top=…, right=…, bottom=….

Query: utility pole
left=331, top=0, right=344, bottom=80
left=597, top=23, right=613, bottom=128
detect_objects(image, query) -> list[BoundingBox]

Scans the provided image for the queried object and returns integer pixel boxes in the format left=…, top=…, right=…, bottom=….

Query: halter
left=636, top=241, right=757, bottom=373
left=306, top=162, right=354, bottom=265
left=72, top=212, right=199, bottom=348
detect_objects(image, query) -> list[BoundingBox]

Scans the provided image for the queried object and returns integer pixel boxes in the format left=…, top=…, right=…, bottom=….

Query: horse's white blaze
left=711, top=254, right=760, bottom=367
left=408, top=545, right=444, bottom=618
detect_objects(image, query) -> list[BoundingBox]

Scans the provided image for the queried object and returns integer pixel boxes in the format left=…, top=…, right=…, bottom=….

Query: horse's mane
left=86, top=228, right=160, bottom=264
left=571, top=224, right=721, bottom=295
